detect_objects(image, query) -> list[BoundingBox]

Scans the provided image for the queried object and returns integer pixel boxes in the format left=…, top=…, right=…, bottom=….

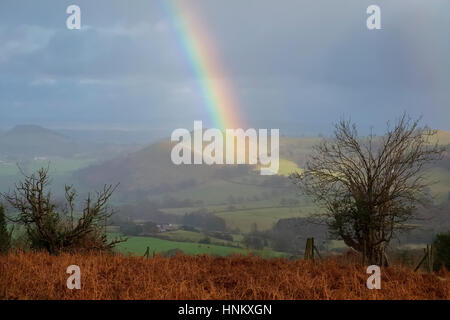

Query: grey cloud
left=0, top=0, right=449, bottom=133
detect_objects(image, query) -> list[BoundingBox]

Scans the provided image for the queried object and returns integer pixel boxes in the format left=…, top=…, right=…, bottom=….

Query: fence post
left=427, top=245, right=434, bottom=273
left=304, top=238, right=317, bottom=261
left=304, top=238, right=309, bottom=260
left=430, top=245, right=434, bottom=272
left=144, top=246, right=150, bottom=258
left=313, top=243, right=322, bottom=260
left=304, top=238, right=311, bottom=260
left=414, top=244, right=434, bottom=273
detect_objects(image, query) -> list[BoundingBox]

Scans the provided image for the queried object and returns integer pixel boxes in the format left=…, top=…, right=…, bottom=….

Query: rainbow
left=160, top=0, right=243, bottom=130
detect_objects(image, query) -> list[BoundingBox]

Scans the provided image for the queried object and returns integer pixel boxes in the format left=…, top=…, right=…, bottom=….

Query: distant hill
left=75, top=135, right=323, bottom=196
left=76, top=130, right=450, bottom=204
left=76, top=139, right=249, bottom=194
left=0, top=125, right=80, bottom=158
left=58, top=128, right=167, bottom=145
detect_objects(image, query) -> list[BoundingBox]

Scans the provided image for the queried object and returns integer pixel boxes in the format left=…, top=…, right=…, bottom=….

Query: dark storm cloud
left=0, top=0, right=449, bottom=133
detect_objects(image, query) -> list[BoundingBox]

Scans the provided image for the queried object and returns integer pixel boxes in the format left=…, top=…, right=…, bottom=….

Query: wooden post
left=304, top=238, right=314, bottom=261
left=427, top=245, right=434, bottom=273
left=430, top=245, right=434, bottom=272
left=303, top=238, right=321, bottom=261
left=304, top=238, right=309, bottom=260
left=313, top=244, right=322, bottom=260
left=414, top=244, right=433, bottom=273
left=144, top=246, right=150, bottom=258
left=414, top=253, right=427, bottom=272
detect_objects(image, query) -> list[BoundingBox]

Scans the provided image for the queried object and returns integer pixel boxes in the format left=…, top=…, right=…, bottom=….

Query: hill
left=76, top=139, right=232, bottom=194
left=76, top=135, right=318, bottom=189
left=76, top=132, right=450, bottom=202
left=0, top=125, right=80, bottom=158
left=73, top=130, right=450, bottom=239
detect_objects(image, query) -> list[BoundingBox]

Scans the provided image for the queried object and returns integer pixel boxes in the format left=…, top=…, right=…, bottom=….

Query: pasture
left=112, top=234, right=284, bottom=258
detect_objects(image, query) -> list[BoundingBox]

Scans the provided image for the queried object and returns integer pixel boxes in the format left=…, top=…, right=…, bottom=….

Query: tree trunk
left=365, top=242, right=387, bottom=266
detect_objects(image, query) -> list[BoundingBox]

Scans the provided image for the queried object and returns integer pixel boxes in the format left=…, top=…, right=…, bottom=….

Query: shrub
left=243, top=234, right=264, bottom=250
left=199, top=237, right=211, bottom=244
left=433, top=233, right=450, bottom=271
left=2, top=167, right=125, bottom=254
left=0, top=205, right=11, bottom=254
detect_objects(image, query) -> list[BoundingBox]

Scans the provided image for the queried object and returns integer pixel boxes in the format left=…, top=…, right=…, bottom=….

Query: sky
left=0, top=0, right=449, bottom=136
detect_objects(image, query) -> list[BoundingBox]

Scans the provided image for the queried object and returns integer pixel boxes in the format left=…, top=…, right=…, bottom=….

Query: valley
left=1, top=125, right=450, bottom=258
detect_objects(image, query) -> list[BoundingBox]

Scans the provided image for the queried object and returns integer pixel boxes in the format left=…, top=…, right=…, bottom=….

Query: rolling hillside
left=0, top=125, right=80, bottom=158
left=76, top=131, right=450, bottom=203
left=75, top=135, right=320, bottom=190
left=1, top=126, right=449, bottom=256
left=73, top=130, right=450, bottom=241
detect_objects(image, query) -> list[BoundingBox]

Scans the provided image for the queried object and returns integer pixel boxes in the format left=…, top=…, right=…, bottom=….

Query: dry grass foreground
left=0, top=252, right=449, bottom=300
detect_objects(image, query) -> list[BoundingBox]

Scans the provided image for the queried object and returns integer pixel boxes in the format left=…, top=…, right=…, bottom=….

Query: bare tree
left=290, top=114, right=445, bottom=265
left=2, top=167, right=125, bottom=254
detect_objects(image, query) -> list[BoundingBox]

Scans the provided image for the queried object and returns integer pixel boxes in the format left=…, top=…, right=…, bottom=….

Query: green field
left=160, top=205, right=316, bottom=233
left=160, top=205, right=231, bottom=215
left=155, top=230, right=239, bottom=247
left=216, top=206, right=314, bottom=232
left=112, top=234, right=285, bottom=258
left=273, top=158, right=303, bottom=176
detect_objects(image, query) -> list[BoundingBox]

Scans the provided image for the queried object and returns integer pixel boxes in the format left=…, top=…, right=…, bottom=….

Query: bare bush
left=2, top=167, right=125, bottom=254
left=290, top=114, right=445, bottom=265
